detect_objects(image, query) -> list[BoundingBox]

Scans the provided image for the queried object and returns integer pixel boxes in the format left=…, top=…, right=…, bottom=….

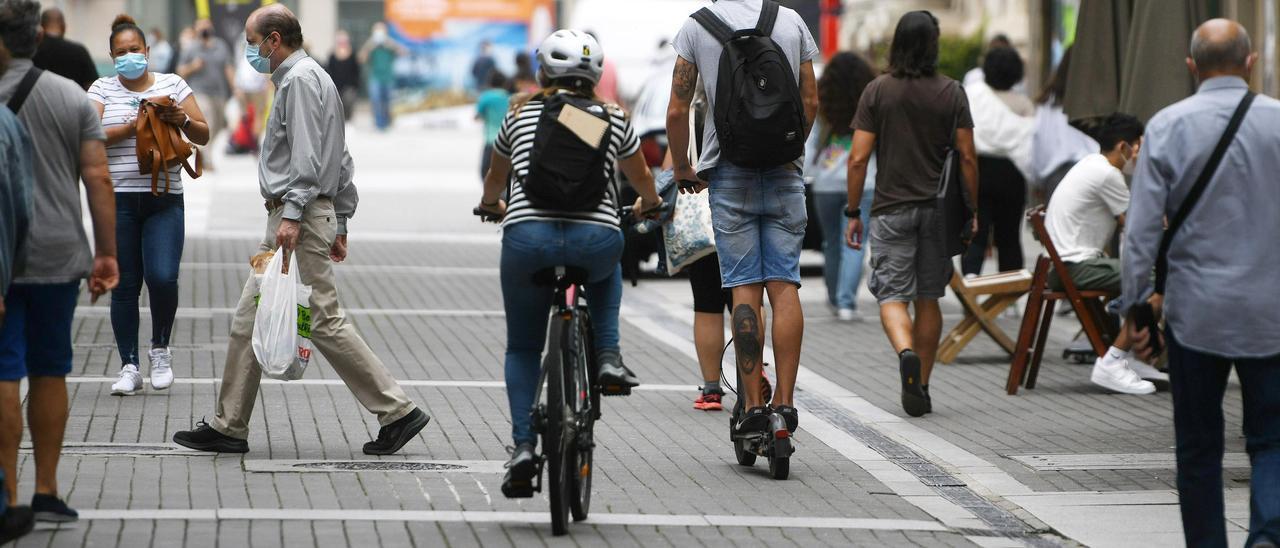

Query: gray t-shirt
left=178, top=38, right=233, bottom=98
left=673, top=0, right=819, bottom=175
left=0, top=60, right=105, bottom=284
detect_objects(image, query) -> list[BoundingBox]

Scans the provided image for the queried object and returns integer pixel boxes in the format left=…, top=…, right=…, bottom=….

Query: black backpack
left=692, top=1, right=805, bottom=168
left=521, top=93, right=613, bottom=212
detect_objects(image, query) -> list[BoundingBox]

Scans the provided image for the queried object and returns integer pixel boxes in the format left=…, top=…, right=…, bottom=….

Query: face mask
left=114, top=52, right=148, bottom=79
left=372, top=29, right=387, bottom=44
left=245, top=34, right=277, bottom=74
left=1121, top=144, right=1137, bottom=176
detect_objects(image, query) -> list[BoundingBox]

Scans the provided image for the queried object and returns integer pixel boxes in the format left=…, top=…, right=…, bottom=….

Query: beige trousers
left=211, top=197, right=415, bottom=439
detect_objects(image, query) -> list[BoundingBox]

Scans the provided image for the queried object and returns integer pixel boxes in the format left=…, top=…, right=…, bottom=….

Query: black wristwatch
left=843, top=207, right=862, bottom=219
left=181, top=115, right=191, bottom=129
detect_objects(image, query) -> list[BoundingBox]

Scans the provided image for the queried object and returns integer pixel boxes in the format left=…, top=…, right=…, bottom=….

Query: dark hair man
left=172, top=3, right=430, bottom=457
left=0, top=0, right=119, bottom=525
left=29, top=6, right=96, bottom=89
left=667, top=0, right=819, bottom=436
left=1044, top=113, right=1160, bottom=394
left=845, top=11, right=979, bottom=417
left=1125, top=18, right=1280, bottom=547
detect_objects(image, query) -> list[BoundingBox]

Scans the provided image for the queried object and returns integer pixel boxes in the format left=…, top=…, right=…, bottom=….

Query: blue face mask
left=114, top=52, right=148, bottom=80
left=245, top=34, right=278, bottom=74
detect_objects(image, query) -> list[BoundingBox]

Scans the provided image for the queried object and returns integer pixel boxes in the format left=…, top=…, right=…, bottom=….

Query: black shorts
left=687, top=253, right=733, bottom=314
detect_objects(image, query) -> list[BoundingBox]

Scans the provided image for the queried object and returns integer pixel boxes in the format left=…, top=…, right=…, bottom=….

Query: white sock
left=1102, top=346, right=1127, bottom=365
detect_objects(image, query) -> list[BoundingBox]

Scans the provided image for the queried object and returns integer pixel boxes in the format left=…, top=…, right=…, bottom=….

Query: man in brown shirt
left=845, top=11, right=979, bottom=418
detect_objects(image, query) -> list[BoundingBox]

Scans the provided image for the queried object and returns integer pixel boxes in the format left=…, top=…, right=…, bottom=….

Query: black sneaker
left=597, top=350, right=639, bottom=396
left=501, top=443, right=539, bottom=498
left=899, top=350, right=929, bottom=418
left=733, top=406, right=772, bottom=435
left=0, top=505, right=33, bottom=543
left=363, top=408, right=430, bottom=455
left=772, top=405, right=799, bottom=433
left=31, top=494, right=77, bottom=523
left=173, top=420, right=249, bottom=453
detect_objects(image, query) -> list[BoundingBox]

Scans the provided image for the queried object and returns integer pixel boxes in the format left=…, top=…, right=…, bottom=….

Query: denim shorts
left=707, top=162, right=807, bottom=288
left=0, top=282, right=81, bottom=380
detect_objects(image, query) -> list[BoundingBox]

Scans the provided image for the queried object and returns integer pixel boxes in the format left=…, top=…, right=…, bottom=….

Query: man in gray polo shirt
left=0, top=0, right=118, bottom=524
left=173, top=4, right=429, bottom=456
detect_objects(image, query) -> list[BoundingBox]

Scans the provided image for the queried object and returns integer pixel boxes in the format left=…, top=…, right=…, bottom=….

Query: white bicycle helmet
left=536, top=29, right=604, bottom=84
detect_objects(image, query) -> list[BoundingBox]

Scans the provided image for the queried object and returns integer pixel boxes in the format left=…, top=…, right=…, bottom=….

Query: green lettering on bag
left=297, top=304, right=312, bottom=339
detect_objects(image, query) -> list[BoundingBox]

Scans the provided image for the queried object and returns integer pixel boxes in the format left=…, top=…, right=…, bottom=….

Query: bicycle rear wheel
left=543, top=317, right=572, bottom=536
left=569, top=310, right=594, bottom=521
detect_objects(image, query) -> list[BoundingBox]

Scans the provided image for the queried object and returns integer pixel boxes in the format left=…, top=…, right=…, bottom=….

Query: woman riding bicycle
left=475, top=30, right=663, bottom=498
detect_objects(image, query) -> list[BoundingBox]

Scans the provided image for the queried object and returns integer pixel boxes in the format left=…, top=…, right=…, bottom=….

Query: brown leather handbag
left=135, top=95, right=201, bottom=195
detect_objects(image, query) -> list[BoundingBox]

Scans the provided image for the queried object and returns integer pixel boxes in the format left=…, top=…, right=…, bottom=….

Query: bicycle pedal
left=599, top=384, right=632, bottom=396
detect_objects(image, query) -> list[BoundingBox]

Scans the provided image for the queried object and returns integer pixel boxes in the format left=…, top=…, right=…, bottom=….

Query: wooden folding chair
left=1006, top=207, right=1119, bottom=394
left=938, top=269, right=1032, bottom=364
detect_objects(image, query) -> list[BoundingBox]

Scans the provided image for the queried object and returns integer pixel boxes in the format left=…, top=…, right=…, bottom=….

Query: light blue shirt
left=1122, top=76, right=1280, bottom=358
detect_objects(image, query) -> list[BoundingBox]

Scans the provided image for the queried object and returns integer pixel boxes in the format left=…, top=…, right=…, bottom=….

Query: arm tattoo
left=732, top=304, right=762, bottom=377
left=672, top=59, right=698, bottom=102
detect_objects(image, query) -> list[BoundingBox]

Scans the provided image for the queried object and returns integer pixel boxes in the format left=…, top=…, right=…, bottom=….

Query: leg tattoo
left=732, top=304, right=762, bottom=377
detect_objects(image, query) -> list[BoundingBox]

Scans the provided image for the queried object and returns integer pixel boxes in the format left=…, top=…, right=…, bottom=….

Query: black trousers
left=962, top=156, right=1026, bottom=276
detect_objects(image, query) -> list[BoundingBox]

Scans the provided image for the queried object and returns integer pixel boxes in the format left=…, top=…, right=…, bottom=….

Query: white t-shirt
left=87, top=73, right=194, bottom=193
left=1044, top=154, right=1130, bottom=263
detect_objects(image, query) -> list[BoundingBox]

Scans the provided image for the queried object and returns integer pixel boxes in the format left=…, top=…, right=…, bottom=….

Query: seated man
left=1045, top=113, right=1165, bottom=395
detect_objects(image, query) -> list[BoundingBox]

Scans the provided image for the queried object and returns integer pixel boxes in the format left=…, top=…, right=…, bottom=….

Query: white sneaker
left=1090, top=358, right=1156, bottom=395
left=111, top=365, right=144, bottom=396
left=837, top=308, right=861, bottom=322
left=1128, top=360, right=1170, bottom=383
left=148, top=347, right=174, bottom=390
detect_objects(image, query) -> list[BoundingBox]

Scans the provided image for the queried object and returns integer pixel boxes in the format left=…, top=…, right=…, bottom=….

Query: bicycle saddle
left=531, top=266, right=589, bottom=288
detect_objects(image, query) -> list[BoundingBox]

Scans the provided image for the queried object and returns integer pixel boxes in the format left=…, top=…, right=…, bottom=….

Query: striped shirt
left=494, top=93, right=639, bottom=230
left=87, top=73, right=193, bottom=193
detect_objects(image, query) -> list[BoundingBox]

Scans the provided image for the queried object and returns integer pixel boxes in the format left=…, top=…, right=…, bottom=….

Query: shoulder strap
left=691, top=8, right=735, bottom=44
left=755, top=0, right=780, bottom=36
left=6, top=67, right=44, bottom=113
left=1154, top=91, right=1256, bottom=294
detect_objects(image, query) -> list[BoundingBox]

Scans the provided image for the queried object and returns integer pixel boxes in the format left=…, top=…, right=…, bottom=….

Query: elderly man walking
left=174, top=4, right=429, bottom=456
left=1125, top=19, right=1280, bottom=548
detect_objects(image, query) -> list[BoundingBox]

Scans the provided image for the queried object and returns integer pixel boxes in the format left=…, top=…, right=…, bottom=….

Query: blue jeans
left=111, top=193, right=184, bottom=366
left=707, top=162, right=807, bottom=288
left=368, top=80, right=392, bottom=130
left=1167, top=329, right=1280, bottom=548
left=501, top=221, right=624, bottom=445
left=814, top=191, right=871, bottom=310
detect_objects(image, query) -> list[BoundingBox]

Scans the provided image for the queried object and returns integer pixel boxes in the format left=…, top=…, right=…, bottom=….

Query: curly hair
left=982, top=46, right=1024, bottom=91
left=0, top=0, right=41, bottom=59
left=817, top=52, right=876, bottom=141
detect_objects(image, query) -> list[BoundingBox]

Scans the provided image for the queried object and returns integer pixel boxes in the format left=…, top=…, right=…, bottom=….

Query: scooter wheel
left=769, top=454, right=790, bottom=480
left=734, top=438, right=757, bottom=466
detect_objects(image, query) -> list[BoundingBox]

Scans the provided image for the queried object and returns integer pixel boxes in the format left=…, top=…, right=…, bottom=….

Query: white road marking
left=178, top=263, right=500, bottom=276
left=73, top=307, right=505, bottom=318
left=71, top=508, right=947, bottom=531
left=1010, top=452, right=1250, bottom=471
left=62, top=376, right=696, bottom=392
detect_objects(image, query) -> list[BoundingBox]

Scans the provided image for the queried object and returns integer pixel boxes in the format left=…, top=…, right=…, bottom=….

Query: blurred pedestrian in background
left=177, top=18, right=235, bottom=170
left=232, top=30, right=269, bottom=139
left=510, top=51, right=538, bottom=94
left=1124, top=19, right=1280, bottom=548
left=474, top=70, right=508, bottom=181
left=808, top=51, right=876, bottom=322
left=31, top=6, right=95, bottom=89
left=148, top=27, right=173, bottom=74
left=1030, top=47, right=1097, bottom=204
left=89, top=14, right=209, bottom=397
left=847, top=10, right=978, bottom=417
left=326, top=29, right=359, bottom=122
left=585, top=30, right=620, bottom=105
left=962, top=46, right=1032, bottom=277
left=469, top=39, right=495, bottom=91
left=0, top=0, right=119, bottom=525
left=359, top=22, right=401, bottom=131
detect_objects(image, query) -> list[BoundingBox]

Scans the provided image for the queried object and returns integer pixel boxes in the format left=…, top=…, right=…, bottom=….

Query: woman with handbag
left=88, top=15, right=209, bottom=396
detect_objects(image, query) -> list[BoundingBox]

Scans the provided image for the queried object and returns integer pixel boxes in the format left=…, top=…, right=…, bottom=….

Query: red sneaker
left=693, top=390, right=724, bottom=411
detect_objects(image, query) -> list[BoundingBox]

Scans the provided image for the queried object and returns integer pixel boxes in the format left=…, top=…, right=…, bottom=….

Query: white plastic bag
left=662, top=189, right=717, bottom=274
left=251, top=251, right=312, bottom=380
